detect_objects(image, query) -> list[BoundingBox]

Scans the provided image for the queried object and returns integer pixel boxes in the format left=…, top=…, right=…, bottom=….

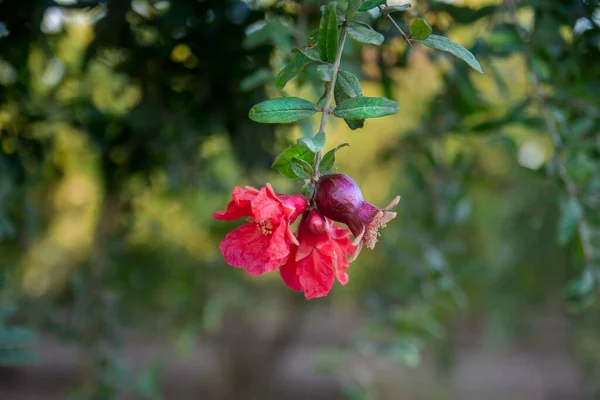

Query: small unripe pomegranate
left=315, top=173, right=399, bottom=251
left=306, top=209, right=326, bottom=235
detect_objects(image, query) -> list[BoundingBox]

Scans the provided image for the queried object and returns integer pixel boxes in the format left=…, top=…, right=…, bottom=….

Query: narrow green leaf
left=381, top=4, right=411, bottom=14
left=335, top=70, right=363, bottom=99
left=347, top=21, right=384, bottom=45
left=410, top=19, right=432, bottom=40
left=294, top=46, right=321, bottom=61
left=333, top=96, right=398, bottom=119
left=290, top=157, right=314, bottom=179
left=334, top=70, right=365, bottom=130
left=272, top=143, right=315, bottom=179
left=298, top=130, right=326, bottom=152
left=416, top=34, right=483, bottom=73
left=346, top=0, right=362, bottom=19
left=358, top=0, right=385, bottom=11
left=316, top=63, right=336, bottom=81
left=319, top=2, right=340, bottom=63
left=557, top=197, right=583, bottom=245
left=249, top=97, right=317, bottom=124
left=320, top=143, right=350, bottom=174
left=275, top=53, right=311, bottom=90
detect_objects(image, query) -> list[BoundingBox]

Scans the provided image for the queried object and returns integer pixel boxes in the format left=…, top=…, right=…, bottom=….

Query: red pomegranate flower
left=213, top=184, right=308, bottom=275
left=280, top=210, right=355, bottom=299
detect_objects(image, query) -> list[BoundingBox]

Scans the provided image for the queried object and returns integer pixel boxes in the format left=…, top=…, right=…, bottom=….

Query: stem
left=507, top=2, right=597, bottom=281
left=314, top=23, right=348, bottom=177
left=378, top=5, right=415, bottom=50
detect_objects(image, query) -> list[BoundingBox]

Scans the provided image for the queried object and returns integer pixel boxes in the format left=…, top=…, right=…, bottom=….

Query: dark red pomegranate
left=315, top=173, right=399, bottom=251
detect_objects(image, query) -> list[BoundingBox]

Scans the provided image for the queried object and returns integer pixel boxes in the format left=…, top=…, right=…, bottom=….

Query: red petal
left=296, top=219, right=335, bottom=261
left=212, top=186, right=259, bottom=221
left=219, top=223, right=289, bottom=275
left=267, top=221, right=291, bottom=264
left=296, top=248, right=335, bottom=299
left=251, top=184, right=285, bottom=224
left=280, top=246, right=302, bottom=291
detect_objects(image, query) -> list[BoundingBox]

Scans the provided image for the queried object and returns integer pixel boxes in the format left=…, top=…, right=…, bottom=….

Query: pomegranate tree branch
left=314, top=23, right=348, bottom=176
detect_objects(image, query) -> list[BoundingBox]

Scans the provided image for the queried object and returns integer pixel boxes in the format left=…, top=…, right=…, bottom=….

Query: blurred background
left=1, top=0, right=600, bottom=399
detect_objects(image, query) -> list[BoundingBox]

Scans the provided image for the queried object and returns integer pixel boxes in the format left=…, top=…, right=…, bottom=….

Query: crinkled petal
left=267, top=221, right=291, bottom=263
left=251, top=184, right=285, bottom=224
left=280, top=246, right=302, bottom=291
left=212, top=186, right=259, bottom=221
left=219, top=223, right=288, bottom=275
left=297, top=248, right=335, bottom=299
left=332, top=236, right=354, bottom=286
left=296, top=219, right=336, bottom=261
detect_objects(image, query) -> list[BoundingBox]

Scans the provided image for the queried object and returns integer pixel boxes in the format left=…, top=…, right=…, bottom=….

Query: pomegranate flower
left=213, top=184, right=308, bottom=275
left=315, top=173, right=399, bottom=260
left=280, top=210, right=355, bottom=299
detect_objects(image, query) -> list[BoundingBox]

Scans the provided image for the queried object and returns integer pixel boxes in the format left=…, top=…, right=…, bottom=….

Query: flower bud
left=306, top=209, right=325, bottom=235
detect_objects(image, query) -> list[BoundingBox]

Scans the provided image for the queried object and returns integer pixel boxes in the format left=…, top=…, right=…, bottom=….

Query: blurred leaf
left=359, top=0, right=386, bottom=11
left=294, top=46, right=322, bottom=62
left=410, top=19, right=432, bottom=40
left=272, top=143, right=315, bottom=179
left=0, top=22, right=8, bottom=38
left=347, top=21, right=384, bottom=45
left=298, top=130, right=326, bottom=152
left=290, top=157, right=314, bottom=179
left=346, top=0, right=362, bottom=19
left=319, top=2, right=340, bottom=63
left=241, top=68, right=272, bottom=91
left=275, top=53, right=311, bottom=89
left=333, top=96, right=398, bottom=119
left=316, top=63, right=336, bottom=81
left=319, top=143, right=350, bottom=174
left=382, top=4, right=412, bottom=13
left=417, top=35, right=483, bottom=73
left=557, top=197, right=583, bottom=245
left=248, top=97, right=317, bottom=123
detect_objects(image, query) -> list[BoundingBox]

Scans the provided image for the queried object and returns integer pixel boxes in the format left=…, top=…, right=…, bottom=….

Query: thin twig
left=314, top=23, right=348, bottom=176
left=378, top=5, right=415, bottom=50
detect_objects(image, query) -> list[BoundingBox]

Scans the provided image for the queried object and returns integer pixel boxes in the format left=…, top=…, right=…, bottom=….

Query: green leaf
left=319, top=2, right=340, bottom=63
left=358, top=0, right=385, bottom=11
left=333, top=96, right=398, bottom=119
left=416, top=34, right=483, bottom=73
left=249, top=97, right=317, bottom=124
left=275, top=53, right=311, bottom=90
left=298, top=130, right=326, bottom=152
left=272, top=143, right=315, bottom=179
left=346, top=0, right=362, bottom=19
left=320, top=143, right=350, bottom=174
left=334, top=70, right=365, bottom=130
left=316, top=63, right=336, bottom=81
left=382, top=4, right=411, bottom=13
left=557, top=197, right=583, bottom=245
left=347, top=21, right=384, bottom=46
left=294, top=46, right=321, bottom=61
left=290, top=157, right=314, bottom=179
left=335, top=70, right=363, bottom=99
left=410, top=19, right=432, bottom=40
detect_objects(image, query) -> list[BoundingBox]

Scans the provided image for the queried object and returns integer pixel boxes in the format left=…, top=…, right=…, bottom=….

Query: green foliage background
left=0, top=0, right=599, bottom=398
